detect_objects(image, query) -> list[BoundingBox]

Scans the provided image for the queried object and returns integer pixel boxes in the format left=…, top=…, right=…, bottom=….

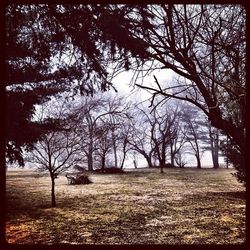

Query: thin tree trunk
left=209, top=125, right=219, bottom=169
left=145, top=155, right=153, bottom=168
left=114, top=145, right=118, bottom=168
left=170, top=141, right=175, bottom=167
left=160, top=141, right=166, bottom=173
left=160, top=160, right=164, bottom=173
left=212, top=149, right=219, bottom=169
left=87, top=154, right=93, bottom=171
left=192, top=131, right=201, bottom=169
left=101, top=155, right=105, bottom=172
left=226, top=136, right=229, bottom=168
left=196, top=153, right=201, bottom=169
left=120, top=156, right=125, bottom=169
left=50, top=174, right=56, bottom=207
left=213, top=131, right=219, bottom=168
left=133, top=160, right=137, bottom=169
left=88, top=140, right=94, bottom=171
left=120, top=147, right=127, bottom=169
left=120, top=139, right=127, bottom=169
left=113, top=132, right=118, bottom=168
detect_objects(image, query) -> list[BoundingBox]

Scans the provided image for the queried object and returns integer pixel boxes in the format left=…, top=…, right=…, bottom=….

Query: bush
left=165, top=163, right=175, bottom=168
left=94, top=167, right=125, bottom=174
left=75, top=174, right=92, bottom=184
left=152, top=163, right=176, bottom=168
left=66, top=174, right=92, bottom=185
left=221, top=140, right=245, bottom=186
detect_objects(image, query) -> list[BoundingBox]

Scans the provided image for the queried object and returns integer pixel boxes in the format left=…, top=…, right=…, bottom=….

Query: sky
left=111, top=68, right=173, bottom=102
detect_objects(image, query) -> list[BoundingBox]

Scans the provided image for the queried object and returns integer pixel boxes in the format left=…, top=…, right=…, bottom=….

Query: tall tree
left=147, top=107, right=179, bottom=173
left=70, top=94, right=128, bottom=170
left=181, top=106, right=208, bottom=168
left=95, top=121, right=113, bottom=171
left=127, top=107, right=155, bottom=168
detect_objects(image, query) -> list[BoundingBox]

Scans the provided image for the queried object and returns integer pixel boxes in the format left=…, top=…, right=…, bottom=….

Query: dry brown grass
left=6, top=168, right=245, bottom=245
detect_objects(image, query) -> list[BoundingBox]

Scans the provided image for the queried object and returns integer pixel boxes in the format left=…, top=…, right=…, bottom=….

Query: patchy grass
left=6, top=168, right=245, bottom=244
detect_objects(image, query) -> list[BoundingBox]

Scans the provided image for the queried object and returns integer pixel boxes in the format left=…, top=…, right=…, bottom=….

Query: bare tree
left=116, top=118, right=134, bottom=169
left=181, top=106, right=209, bottom=168
left=170, top=127, right=187, bottom=168
left=26, top=99, right=82, bottom=207
left=94, top=122, right=113, bottom=172
left=127, top=106, right=155, bottom=168
left=148, top=107, right=179, bottom=173
left=71, top=94, right=130, bottom=171
left=128, top=100, right=181, bottom=172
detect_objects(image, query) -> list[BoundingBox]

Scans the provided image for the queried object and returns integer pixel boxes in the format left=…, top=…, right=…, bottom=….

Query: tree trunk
left=209, top=125, right=219, bottom=169
left=120, top=149, right=127, bottom=169
left=225, top=136, right=229, bottom=168
left=196, top=153, right=201, bottom=169
left=160, top=141, right=166, bottom=173
left=113, top=132, right=118, bottom=168
left=101, top=155, right=105, bottom=172
left=87, top=154, right=93, bottom=171
left=160, top=160, right=164, bottom=173
left=145, top=155, right=153, bottom=168
left=133, top=160, right=137, bottom=169
left=120, top=139, right=127, bottom=169
left=214, top=131, right=219, bottom=168
left=212, top=145, right=219, bottom=169
left=50, top=173, right=56, bottom=207
left=87, top=141, right=93, bottom=171
left=170, top=142, right=175, bottom=167
left=120, top=157, right=125, bottom=169
left=114, top=144, right=118, bottom=168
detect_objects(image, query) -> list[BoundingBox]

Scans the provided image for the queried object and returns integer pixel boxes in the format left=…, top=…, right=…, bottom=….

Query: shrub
left=221, top=140, right=245, bottom=186
left=94, top=167, right=125, bottom=174
left=66, top=174, right=92, bottom=185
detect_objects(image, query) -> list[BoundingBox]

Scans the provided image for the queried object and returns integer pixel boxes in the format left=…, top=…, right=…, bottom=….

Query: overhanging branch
left=135, top=83, right=209, bottom=116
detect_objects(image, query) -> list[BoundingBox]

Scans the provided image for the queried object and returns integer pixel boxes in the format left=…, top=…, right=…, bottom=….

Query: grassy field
left=6, top=168, right=245, bottom=245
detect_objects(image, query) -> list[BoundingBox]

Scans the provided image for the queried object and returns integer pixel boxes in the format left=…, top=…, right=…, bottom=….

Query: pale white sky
left=111, top=68, right=173, bottom=103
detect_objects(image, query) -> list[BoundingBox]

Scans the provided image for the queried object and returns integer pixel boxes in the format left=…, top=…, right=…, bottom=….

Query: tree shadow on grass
left=195, top=191, right=246, bottom=201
